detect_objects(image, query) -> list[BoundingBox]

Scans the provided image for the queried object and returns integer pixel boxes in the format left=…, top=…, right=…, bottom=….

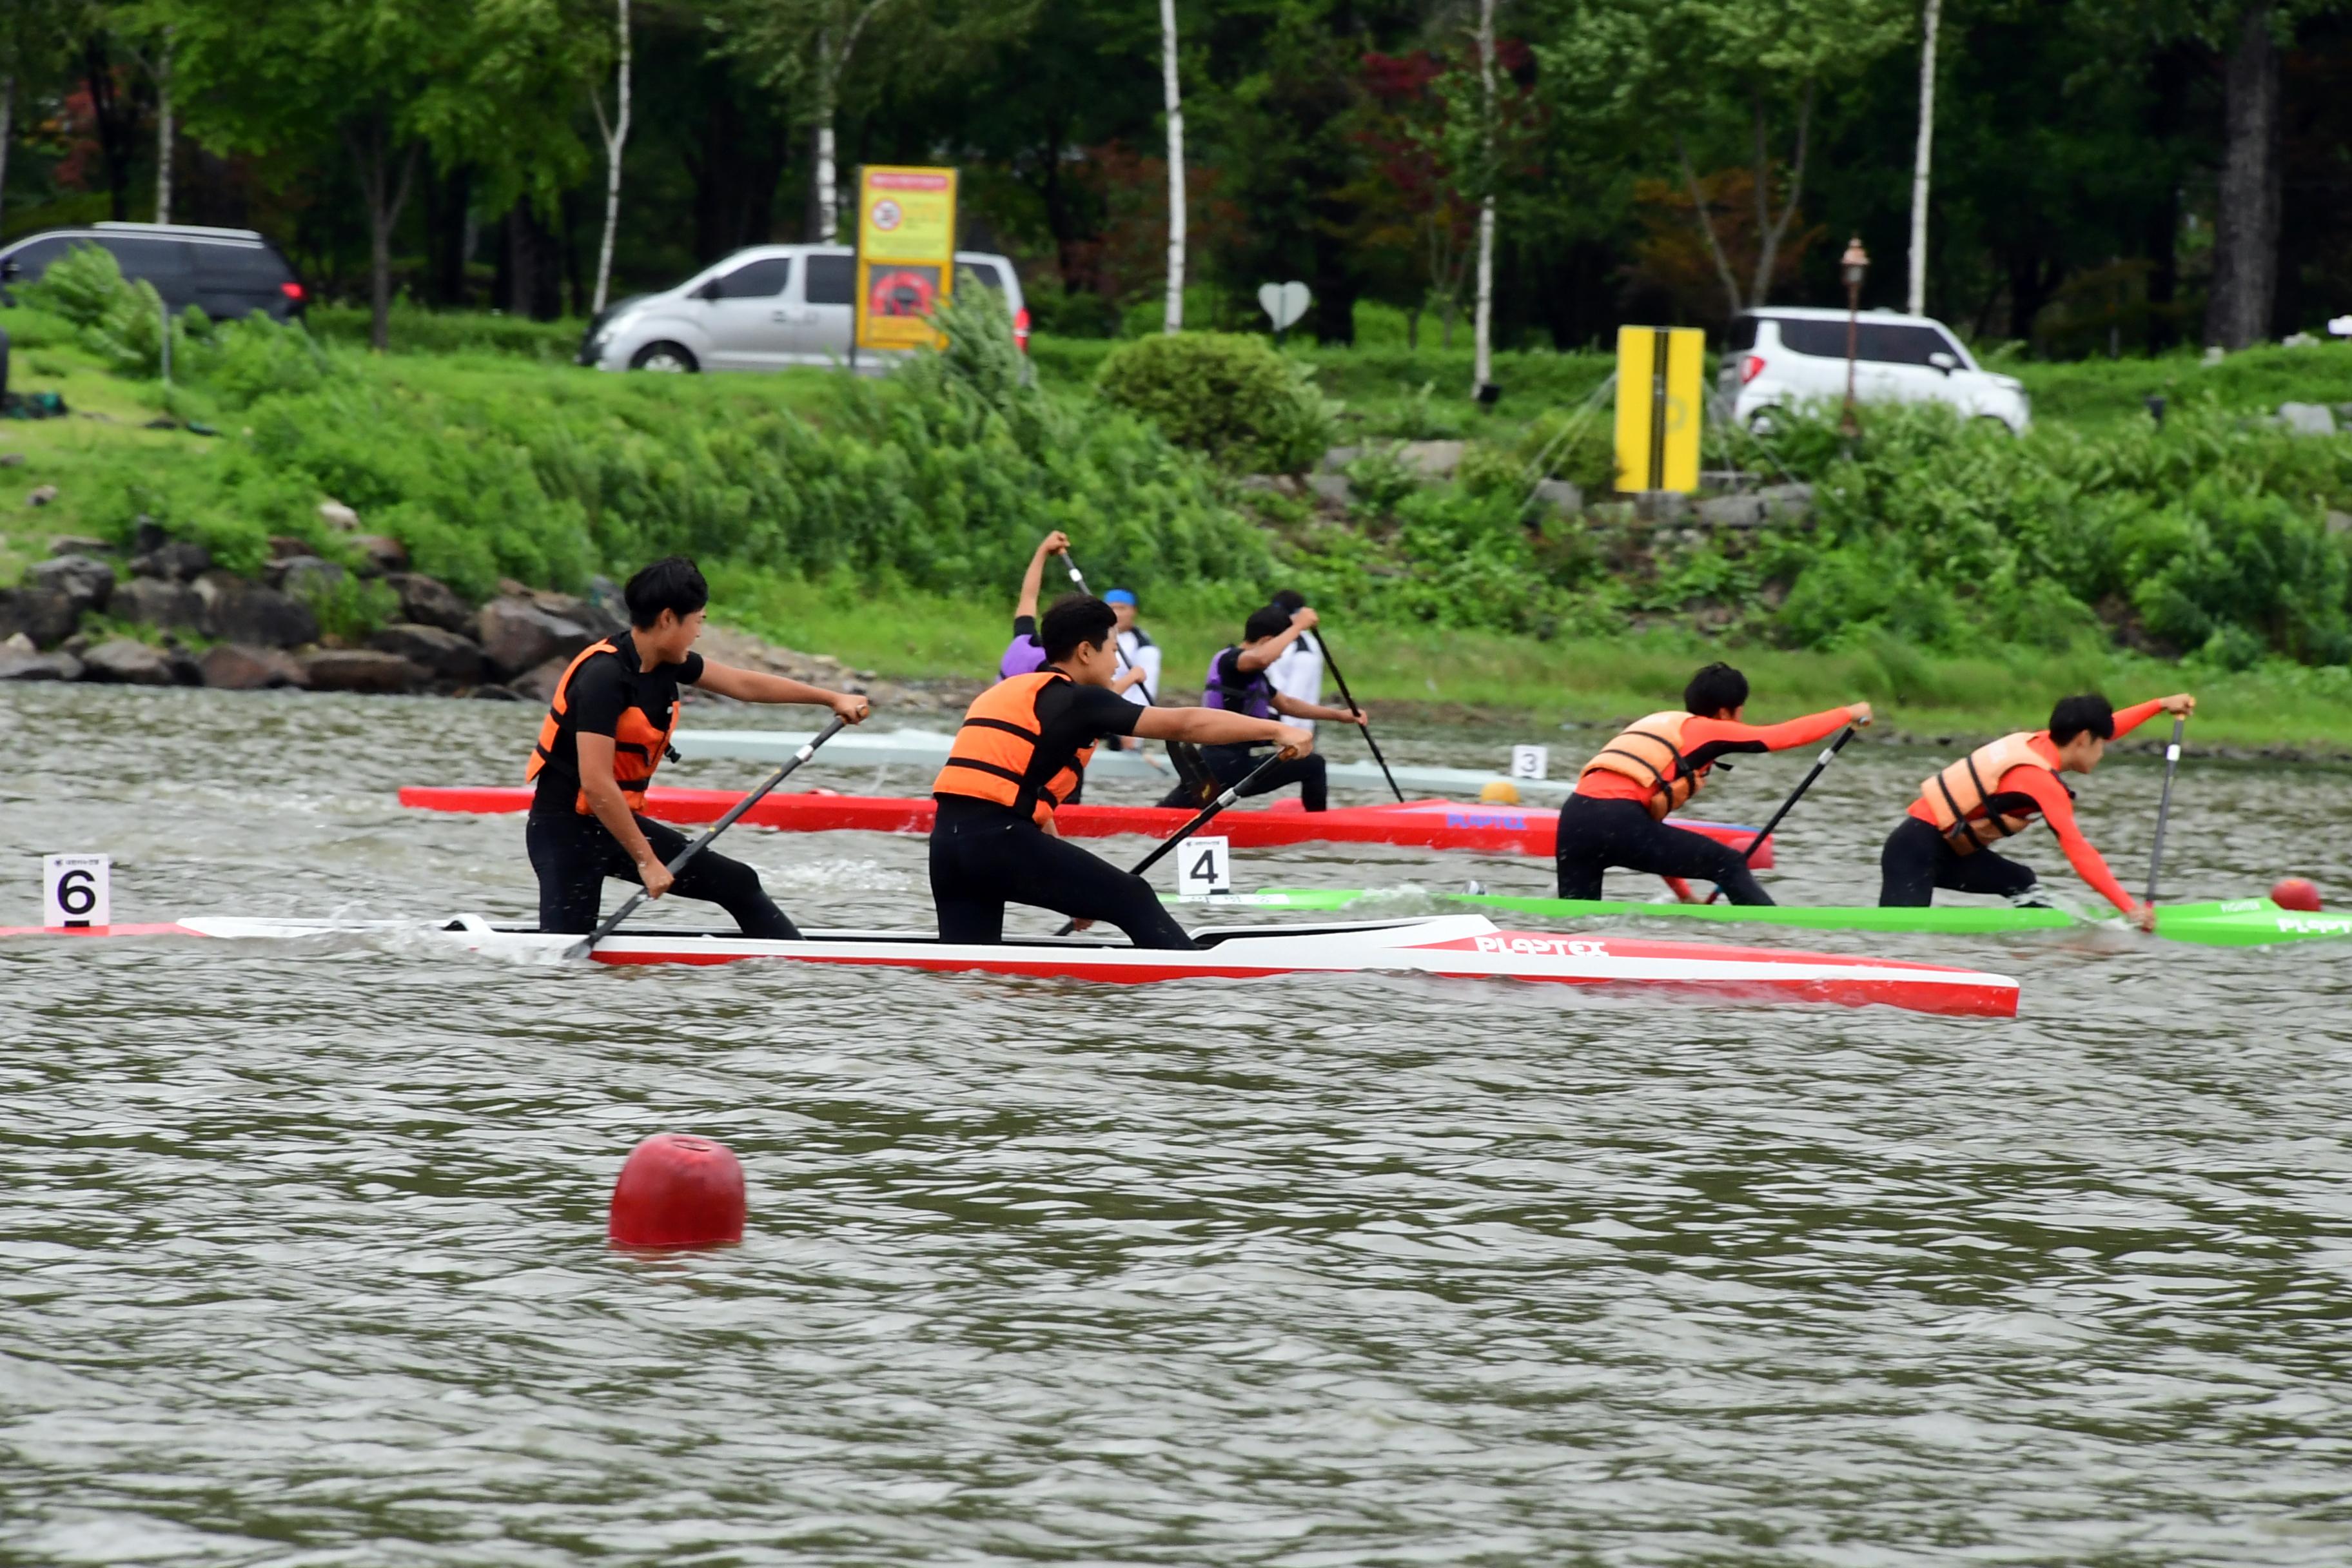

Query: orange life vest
left=1580, top=710, right=1708, bottom=819
left=932, top=671, right=1097, bottom=827
left=1918, top=732, right=2054, bottom=853
left=524, top=640, right=680, bottom=815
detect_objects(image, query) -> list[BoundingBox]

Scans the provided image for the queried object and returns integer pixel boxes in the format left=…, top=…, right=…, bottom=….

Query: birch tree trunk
left=814, top=23, right=839, bottom=243
left=1159, top=0, right=1184, bottom=333
left=1906, top=0, right=1939, bottom=315
left=154, top=34, right=173, bottom=225
left=1469, top=0, right=1496, bottom=397
left=591, top=0, right=631, bottom=314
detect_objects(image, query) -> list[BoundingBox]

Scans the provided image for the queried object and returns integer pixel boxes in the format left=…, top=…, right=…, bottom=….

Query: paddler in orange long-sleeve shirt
left=1879, top=691, right=2196, bottom=930
left=1561, top=662, right=1872, bottom=905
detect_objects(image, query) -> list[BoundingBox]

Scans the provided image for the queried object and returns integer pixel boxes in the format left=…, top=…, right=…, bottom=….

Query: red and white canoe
left=398, top=787, right=1774, bottom=865
left=3, top=912, right=2011, bottom=1015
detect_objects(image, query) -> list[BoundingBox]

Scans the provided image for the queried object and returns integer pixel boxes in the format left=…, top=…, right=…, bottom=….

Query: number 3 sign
left=44, top=854, right=111, bottom=929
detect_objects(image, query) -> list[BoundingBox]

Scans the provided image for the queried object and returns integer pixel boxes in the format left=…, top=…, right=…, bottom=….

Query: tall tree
left=2205, top=1, right=2283, bottom=348
left=1160, top=0, right=1184, bottom=331
left=165, top=0, right=495, bottom=347
left=1906, top=0, right=1939, bottom=315
left=0, top=0, right=81, bottom=227
left=589, top=0, right=631, bottom=313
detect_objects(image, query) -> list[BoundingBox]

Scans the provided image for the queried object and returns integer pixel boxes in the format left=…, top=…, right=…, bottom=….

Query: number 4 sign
left=1174, top=836, right=1231, bottom=897
left=44, top=854, right=112, bottom=929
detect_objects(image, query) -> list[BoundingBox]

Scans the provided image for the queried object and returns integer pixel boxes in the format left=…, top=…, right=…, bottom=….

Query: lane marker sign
left=44, top=854, right=111, bottom=930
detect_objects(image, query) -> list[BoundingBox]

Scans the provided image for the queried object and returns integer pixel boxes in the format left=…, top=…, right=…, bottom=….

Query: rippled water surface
left=6, top=684, right=2352, bottom=1565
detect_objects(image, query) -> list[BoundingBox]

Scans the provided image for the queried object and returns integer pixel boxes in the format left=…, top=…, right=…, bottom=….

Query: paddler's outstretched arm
left=2003, top=767, right=2138, bottom=917
left=1133, top=706, right=1315, bottom=758
left=2112, top=694, right=2194, bottom=738
left=1015, top=530, right=1071, bottom=622
left=694, top=663, right=872, bottom=725
left=1680, top=701, right=1871, bottom=760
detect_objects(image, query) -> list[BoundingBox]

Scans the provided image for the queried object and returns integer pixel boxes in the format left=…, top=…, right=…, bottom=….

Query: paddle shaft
left=1055, top=750, right=1291, bottom=936
left=2144, top=715, right=2187, bottom=907
left=1309, top=634, right=1404, bottom=803
left=564, top=716, right=850, bottom=959
left=1703, top=725, right=1857, bottom=905
left=1062, top=553, right=1156, bottom=705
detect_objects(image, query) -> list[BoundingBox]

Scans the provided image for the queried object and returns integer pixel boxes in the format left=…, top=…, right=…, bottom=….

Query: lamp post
left=1840, top=235, right=1870, bottom=438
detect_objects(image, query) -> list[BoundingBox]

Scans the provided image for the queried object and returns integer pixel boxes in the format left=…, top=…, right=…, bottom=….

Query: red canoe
left=398, top=787, right=1773, bottom=864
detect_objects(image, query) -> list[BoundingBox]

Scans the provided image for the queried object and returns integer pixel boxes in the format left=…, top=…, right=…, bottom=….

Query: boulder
left=0, top=587, right=83, bottom=647
left=1395, top=439, right=1465, bottom=480
left=383, top=572, right=473, bottom=634
left=1532, top=478, right=1583, bottom=513
left=478, top=596, right=596, bottom=678
left=196, top=572, right=319, bottom=649
left=2278, top=401, right=2337, bottom=436
left=1318, top=445, right=1363, bottom=474
left=28, top=554, right=114, bottom=614
left=26, top=483, right=59, bottom=506
left=275, top=556, right=346, bottom=600
left=369, top=622, right=486, bottom=681
left=318, top=500, right=360, bottom=531
left=268, top=534, right=312, bottom=560
left=352, top=534, right=408, bottom=575
left=79, top=638, right=175, bottom=685
left=130, top=539, right=213, bottom=581
left=0, top=453, right=23, bottom=467
left=529, top=589, right=625, bottom=640
left=514, top=654, right=574, bottom=703
left=199, top=643, right=310, bottom=691
left=0, top=647, right=81, bottom=681
left=113, top=576, right=206, bottom=631
left=48, top=534, right=112, bottom=557
left=301, top=648, right=428, bottom=694
left=132, top=515, right=169, bottom=553
left=1306, top=473, right=1351, bottom=507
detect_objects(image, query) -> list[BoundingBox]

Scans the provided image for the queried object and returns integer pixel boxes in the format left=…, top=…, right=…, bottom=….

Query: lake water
left=6, top=684, right=2351, bottom=1565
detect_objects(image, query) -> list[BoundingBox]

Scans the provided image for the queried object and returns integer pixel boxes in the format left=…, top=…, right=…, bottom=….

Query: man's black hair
left=2048, top=694, right=2116, bottom=745
left=1683, top=662, right=1749, bottom=716
left=1244, top=604, right=1293, bottom=642
left=625, top=555, right=709, bottom=628
left=1271, top=589, right=1308, bottom=615
left=1041, top=593, right=1117, bottom=663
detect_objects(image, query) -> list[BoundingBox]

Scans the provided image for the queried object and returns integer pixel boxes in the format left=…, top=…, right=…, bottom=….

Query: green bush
left=1095, top=331, right=1335, bottom=474
left=14, top=242, right=208, bottom=378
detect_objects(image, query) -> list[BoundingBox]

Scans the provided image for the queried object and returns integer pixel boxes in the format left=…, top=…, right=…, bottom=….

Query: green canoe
left=1176, top=888, right=2352, bottom=948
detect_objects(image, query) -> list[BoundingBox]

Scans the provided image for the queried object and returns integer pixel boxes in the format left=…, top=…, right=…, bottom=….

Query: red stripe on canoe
left=400, top=787, right=1773, bottom=865
left=0, top=923, right=208, bottom=938
left=584, top=948, right=2004, bottom=1015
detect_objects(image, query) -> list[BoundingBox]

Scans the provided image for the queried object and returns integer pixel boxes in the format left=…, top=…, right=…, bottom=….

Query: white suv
left=578, top=244, right=1028, bottom=373
left=1723, top=307, right=2029, bottom=433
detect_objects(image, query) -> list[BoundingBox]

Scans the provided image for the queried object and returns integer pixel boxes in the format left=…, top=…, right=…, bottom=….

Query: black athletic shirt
left=936, top=674, right=1142, bottom=823
left=531, top=640, right=705, bottom=814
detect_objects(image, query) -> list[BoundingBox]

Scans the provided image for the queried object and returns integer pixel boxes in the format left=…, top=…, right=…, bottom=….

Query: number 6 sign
left=44, top=854, right=111, bottom=929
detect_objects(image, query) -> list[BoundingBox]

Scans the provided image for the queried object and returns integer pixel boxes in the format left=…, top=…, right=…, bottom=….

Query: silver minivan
left=578, top=244, right=1028, bottom=373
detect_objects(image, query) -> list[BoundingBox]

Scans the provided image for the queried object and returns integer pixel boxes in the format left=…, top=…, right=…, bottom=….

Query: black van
left=0, top=222, right=306, bottom=322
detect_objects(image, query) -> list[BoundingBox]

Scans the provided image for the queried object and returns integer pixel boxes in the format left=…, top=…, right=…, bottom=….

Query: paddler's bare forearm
left=1135, top=707, right=1314, bottom=753
left=694, top=664, right=870, bottom=720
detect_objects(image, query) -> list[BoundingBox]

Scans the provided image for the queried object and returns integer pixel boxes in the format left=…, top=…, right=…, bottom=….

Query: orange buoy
left=1480, top=779, right=1522, bottom=805
left=2270, top=877, right=2323, bottom=912
left=608, top=1133, right=745, bottom=1248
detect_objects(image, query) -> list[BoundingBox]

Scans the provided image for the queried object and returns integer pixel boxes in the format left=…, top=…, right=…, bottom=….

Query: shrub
left=14, top=242, right=211, bottom=378
left=1095, top=331, right=1335, bottom=474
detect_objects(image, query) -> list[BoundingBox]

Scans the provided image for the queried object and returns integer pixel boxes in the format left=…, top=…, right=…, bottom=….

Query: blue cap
left=1104, top=587, right=1137, bottom=606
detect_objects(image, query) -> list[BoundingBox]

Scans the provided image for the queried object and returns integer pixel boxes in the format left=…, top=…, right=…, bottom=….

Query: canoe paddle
left=565, top=715, right=850, bottom=961
left=1310, top=632, right=1405, bottom=802
left=1703, top=724, right=1857, bottom=905
left=2144, top=714, right=2188, bottom=910
left=1055, top=749, right=1291, bottom=936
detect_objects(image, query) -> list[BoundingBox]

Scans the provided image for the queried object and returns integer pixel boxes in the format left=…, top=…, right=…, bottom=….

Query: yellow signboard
left=854, top=165, right=959, bottom=353
left=1613, top=326, right=1704, bottom=493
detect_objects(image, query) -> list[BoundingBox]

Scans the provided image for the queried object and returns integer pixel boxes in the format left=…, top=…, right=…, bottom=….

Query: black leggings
left=1157, top=745, right=1328, bottom=812
left=930, top=796, right=1197, bottom=949
left=1553, top=794, right=1772, bottom=905
left=1877, top=814, right=2042, bottom=906
left=527, top=808, right=800, bottom=938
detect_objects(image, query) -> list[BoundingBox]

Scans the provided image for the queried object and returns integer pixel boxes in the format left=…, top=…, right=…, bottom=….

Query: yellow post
left=1612, top=326, right=1705, bottom=493
left=854, top=165, right=960, bottom=353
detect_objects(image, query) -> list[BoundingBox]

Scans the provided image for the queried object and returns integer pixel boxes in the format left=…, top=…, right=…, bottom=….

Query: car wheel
left=631, top=342, right=698, bottom=373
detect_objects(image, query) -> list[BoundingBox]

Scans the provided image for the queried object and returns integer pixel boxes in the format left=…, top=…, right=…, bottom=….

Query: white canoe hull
left=12, top=912, right=2019, bottom=1017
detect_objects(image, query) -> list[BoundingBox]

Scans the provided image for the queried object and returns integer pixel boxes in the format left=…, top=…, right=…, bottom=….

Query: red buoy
left=608, top=1133, right=746, bottom=1248
left=2271, top=877, right=2323, bottom=912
